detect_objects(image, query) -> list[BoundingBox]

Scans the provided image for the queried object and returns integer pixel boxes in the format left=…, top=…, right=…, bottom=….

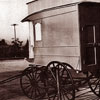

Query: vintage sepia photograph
left=0, top=0, right=100, bottom=100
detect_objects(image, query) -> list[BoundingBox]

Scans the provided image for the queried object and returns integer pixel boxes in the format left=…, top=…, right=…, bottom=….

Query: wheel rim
left=20, top=67, right=46, bottom=99
left=87, top=72, right=100, bottom=97
left=46, top=61, right=75, bottom=100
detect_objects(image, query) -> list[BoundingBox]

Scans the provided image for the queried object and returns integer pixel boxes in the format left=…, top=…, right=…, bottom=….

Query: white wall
left=27, top=0, right=100, bottom=15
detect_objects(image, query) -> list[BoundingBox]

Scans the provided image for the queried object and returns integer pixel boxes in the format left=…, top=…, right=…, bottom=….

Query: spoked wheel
left=20, top=66, right=46, bottom=99
left=62, top=62, right=76, bottom=77
left=87, top=72, right=100, bottom=97
left=62, top=62, right=74, bottom=70
left=46, top=61, right=75, bottom=100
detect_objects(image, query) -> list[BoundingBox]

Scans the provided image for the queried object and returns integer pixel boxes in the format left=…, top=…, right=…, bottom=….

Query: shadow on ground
left=0, top=71, right=99, bottom=100
left=0, top=71, right=30, bottom=100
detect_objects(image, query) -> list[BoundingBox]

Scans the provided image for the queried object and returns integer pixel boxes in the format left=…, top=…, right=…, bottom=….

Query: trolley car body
left=22, top=0, right=100, bottom=73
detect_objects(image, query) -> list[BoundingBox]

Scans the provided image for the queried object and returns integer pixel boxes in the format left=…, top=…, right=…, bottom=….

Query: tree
left=0, top=39, right=9, bottom=59
left=23, top=39, right=29, bottom=58
left=11, top=38, right=23, bottom=57
left=0, top=39, right=7, bottom=46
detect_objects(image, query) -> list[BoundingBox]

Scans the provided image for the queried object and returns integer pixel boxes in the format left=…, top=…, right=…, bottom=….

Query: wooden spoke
left=20, top=66, right=46, bottom=99
left=87, top=72, right=100, bottom=97
left=46, top=61, right=75, bottom=100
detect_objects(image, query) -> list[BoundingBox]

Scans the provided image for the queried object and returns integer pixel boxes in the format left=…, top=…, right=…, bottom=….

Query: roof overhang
left=21, top=2, right=79, bottom=22
left=21, top=14, right=34, bottom=22
left=22, top=1, right=100, bottom=22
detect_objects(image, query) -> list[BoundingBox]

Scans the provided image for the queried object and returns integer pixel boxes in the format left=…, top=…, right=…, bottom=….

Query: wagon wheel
left=62, top=62, right=75, bottom=70
left=87, top=72, right=100, bottom=97
left=46, top=61, right=75, bottom=100
left=62, top=62, right=87, bottom=90
left=20, top=66, right=46, bottom=99
left=62, top=62, right=76, bottom=78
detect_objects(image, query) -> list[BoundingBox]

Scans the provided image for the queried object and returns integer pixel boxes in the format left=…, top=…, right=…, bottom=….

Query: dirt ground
left=0, top=59, right=31, bottom=100
left=0, top=60, right=99, bottom=100
left=0, top=75, right=30, bottom=100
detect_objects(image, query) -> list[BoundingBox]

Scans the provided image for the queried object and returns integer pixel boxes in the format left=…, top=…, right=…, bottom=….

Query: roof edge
left=22, top=1, right=100, bottom=22
left=26, top=0, right=38, bottom=5
left=22, top=2, right=79, bottom=22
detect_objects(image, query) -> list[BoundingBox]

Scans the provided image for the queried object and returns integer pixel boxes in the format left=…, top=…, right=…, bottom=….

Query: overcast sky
left=1, top=0, right=100, bottom=44
left=0, top=0, right=31, bottom=43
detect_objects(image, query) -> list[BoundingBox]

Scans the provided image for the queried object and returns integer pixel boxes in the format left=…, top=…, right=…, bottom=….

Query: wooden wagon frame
left=20, top=1, right=100, bottom=100
left=1, top=1, right=100, bottom=100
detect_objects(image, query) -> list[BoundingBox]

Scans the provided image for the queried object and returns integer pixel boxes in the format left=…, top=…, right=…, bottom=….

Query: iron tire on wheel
left=46, top=61, right=75, bottom=100
left=20, top=66, right=46, bottom=99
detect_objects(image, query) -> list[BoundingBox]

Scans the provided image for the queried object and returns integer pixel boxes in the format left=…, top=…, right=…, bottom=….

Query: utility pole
left=11, top=24, right=18, bottom=41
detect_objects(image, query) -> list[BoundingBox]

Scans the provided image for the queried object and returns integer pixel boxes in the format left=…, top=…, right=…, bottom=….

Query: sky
left=0, top=0, right=32, bottom=44
left=1, top=0, right=100, bottom=44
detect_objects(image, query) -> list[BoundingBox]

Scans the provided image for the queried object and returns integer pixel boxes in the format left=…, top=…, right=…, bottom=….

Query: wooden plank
left=34, top=56, right=81, bottom=69
left=34, top=47, right=80, bottom=56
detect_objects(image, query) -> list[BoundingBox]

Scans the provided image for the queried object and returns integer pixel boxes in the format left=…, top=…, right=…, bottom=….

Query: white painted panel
left=42, top=11, right=79, bottom=46
left=34, top=56, right=81, bottom=70
left=27, top=0, right=100, bottom=15
left=29, top=22, right=34, bottom=58
left=26, top=5, right=78, bottom=22
left=34, top=47, right=80, bottom=56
